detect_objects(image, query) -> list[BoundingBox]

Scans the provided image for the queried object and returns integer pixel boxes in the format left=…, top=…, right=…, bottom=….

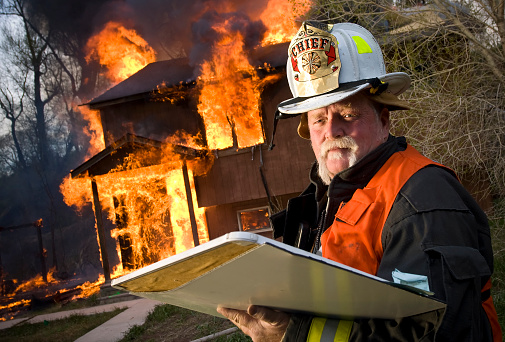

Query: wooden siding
left=100, top=98, right=204, bottom=146
left=204, top=193, right=298, bottom=240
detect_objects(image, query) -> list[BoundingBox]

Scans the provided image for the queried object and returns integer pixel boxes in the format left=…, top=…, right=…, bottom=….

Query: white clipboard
left=111, top=231, right=446, bottom=319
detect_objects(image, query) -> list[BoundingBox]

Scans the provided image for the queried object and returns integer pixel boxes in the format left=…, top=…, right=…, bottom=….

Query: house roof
left=87, top=58, right=195, bottom=106
left=71, top=133, right=207, bottom=179
left=86, top=42, right=289, bottom=107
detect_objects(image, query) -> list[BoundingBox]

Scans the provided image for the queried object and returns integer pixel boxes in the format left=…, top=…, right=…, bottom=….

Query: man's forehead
left=308, top=98, right=359, bottom=116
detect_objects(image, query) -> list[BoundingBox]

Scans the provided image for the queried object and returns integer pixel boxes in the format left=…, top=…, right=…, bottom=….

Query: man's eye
left=342, top=113, right=357, bottom=119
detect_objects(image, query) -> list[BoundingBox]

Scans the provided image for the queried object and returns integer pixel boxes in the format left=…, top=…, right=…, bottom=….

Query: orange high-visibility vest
left=321, top=144, right=501, bottom=341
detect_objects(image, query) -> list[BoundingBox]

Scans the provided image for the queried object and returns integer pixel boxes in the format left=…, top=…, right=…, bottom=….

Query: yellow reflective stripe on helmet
left=352, top=36, right=373, bottom=54
left=307, top=318, right=353, bottom=342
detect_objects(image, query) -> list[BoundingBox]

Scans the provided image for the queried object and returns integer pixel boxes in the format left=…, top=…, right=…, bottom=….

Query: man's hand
left=217, top=305, right=290, bottom=342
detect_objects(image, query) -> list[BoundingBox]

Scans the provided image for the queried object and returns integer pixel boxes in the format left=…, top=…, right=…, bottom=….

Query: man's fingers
left=217, top=307, right=250, bottom=327
left=217, top=307, right=241, bottom=323
left=217, top=306, right=257, bottom=337
left=247, top=305, right=289, bottom=326
left=218, top=306, right=289, bottom=342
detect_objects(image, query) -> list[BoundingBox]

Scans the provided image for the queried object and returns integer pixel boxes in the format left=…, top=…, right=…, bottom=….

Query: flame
left=260, top=0, right=313, bottom=46
left=85, top=21, right=156, bottom=84
left=60, top=175, right=91, bottom=210
left=102, top=159, right=209, bottom=270
left=71, top=280, right=102, bottom=300
left=197, top=0, right=312, bottom=150
left=0, top=299, right=31, bottom=321
left=188, top=168, right=209, bottom=244
left=0, top=267, right=67, bottom=319
left=61, top=137, right=210, bottom=278
left=8, top=267, right=58, bottom=295
left=165, top=168, right=196, bottom=253
left=197, top=24, right=264, bottom=150
left=64, top=23, right=211, bottom=276
left=78, top=106, right=106, bottom=159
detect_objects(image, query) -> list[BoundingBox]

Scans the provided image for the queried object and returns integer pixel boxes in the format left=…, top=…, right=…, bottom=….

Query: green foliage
left=119, top=304, right=251, bottom=342
left=215, top=331, right=252, bottom=342
left=153, top=303, right=187, bottom=319
left=120, top=323, right=149, bottom=341
left=0, top=308, right=125, bottom=342
left=197, top=317, right=227, bottom=336
left=119, top=304, right=185, bottom=341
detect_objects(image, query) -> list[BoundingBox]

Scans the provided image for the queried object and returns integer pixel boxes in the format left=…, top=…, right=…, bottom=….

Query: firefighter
left=218, top=22, right=501, bottom=341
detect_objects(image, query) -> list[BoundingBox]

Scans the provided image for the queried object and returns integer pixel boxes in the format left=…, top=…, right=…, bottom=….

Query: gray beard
left=318, top=160, right=333, bottom=185
left=317, top=136, right=358, bottom=185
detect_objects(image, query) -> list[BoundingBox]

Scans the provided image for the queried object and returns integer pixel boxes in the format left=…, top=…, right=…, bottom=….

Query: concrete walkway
left=0, top=298, right=161, bottom=342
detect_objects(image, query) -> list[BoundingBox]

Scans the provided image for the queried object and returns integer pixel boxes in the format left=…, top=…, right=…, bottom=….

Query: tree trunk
left=34, top=68, right=50, bottom=166
left=9, top=114, right=27, bottom=170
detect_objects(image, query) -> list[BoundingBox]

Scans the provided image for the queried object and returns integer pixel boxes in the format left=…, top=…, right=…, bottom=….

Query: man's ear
left=380, top=107, right=390, bottom=132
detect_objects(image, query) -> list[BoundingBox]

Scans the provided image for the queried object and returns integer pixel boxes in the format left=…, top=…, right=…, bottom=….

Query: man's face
left=307, top=93, right=390, bottom=184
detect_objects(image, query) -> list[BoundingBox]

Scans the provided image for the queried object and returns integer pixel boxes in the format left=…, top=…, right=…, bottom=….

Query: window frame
left=237, top=206, right=272, bottom=234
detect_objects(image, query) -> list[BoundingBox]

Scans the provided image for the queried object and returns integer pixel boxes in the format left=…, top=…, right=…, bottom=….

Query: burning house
left=64, top=13, right=316, bottom=281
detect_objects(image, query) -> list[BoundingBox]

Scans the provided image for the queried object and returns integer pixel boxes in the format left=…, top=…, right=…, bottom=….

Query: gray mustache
left=320, top=136, right=358, bottom=158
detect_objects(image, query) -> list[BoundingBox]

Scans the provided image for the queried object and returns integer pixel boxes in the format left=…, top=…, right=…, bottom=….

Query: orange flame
left=60, top=175, right=92, bottom=211
left=85, top=21, right=156, bottom=84
left=61, top=137, right=210, bottom=278
left=78, top=106, right=106, bottom=159
left=188, top=168, right=209, bottom=245
left=260, top=0, right=312, bottom=45
left=197, top=0, right=312, bottom=150
left=0, top=299, right=31, bottom=321
left=197, top=24, right=264, bottom=150
left=71, top=279, right=102, bottom=300
left=8, top=267, right=58, bottom=295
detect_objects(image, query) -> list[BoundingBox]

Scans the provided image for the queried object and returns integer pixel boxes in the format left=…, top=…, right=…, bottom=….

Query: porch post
left=91, top=178, right=111, bottom=282
left=182, top=162, right=200, bottom=247
left=35, top=221, right=48, bottom=283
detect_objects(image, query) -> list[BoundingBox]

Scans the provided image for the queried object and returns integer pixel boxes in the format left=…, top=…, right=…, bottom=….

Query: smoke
left=189, top=9, right=267, bottom=67
left=26, top=0, right=273, bottom=65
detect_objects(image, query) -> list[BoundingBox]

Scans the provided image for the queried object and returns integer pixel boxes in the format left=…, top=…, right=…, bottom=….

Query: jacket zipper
left=312, top=200, right=330, bottom=254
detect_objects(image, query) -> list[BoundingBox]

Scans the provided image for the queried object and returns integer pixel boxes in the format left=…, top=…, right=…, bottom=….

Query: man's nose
left=325, top=117, right=344, bottom=139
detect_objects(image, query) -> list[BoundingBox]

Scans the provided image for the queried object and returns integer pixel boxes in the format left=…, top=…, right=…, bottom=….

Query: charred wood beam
left=0, top=219, right=43, bottom=231
left=36, top=224, right=48, bottom=283
left=91, top=178, right=111, bottom=282
left=182, top=161, right=200, bottom=247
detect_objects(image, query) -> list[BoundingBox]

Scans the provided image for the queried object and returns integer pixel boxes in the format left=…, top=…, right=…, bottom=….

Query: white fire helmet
left=275, top=21, right=411, bottom=140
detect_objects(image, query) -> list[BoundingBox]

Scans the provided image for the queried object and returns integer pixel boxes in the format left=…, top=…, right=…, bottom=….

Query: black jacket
left=272, top=136, right=495, bottom=341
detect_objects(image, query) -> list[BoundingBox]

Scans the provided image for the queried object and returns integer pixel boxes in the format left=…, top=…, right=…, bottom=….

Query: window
left=237, top=207, right=272, bottom=233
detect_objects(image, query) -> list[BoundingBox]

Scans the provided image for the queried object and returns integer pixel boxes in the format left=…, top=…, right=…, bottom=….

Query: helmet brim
left=278, top=72, right=411, bottom=115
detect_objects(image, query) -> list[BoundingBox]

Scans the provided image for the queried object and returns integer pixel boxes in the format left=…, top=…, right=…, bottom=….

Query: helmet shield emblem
left=289, top=22, right=341, bottom=97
